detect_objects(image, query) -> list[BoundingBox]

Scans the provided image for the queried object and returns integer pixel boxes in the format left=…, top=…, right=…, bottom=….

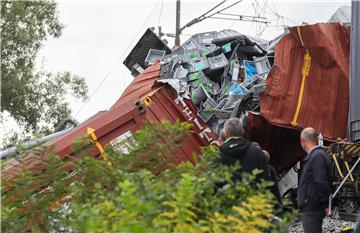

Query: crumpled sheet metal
left=156, top=79, right=191, bottom=98
left=245, top=112, right=306, bottom=173
left=260, top=23, right=350, bottom=141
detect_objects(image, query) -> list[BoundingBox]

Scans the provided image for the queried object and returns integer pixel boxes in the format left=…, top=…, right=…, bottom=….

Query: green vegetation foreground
left=1, top=121, right=294, bottom=233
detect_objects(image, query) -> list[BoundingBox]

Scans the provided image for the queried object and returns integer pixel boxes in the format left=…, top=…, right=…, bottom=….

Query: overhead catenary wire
left=181, top=0, right=244, bottom=32
left=74, top=0, right=162, bottom=119
left=265, top=0, right=299, bottom=25
left=226, top=2, right=253, bottom=28
left=270, top=0, right=285, bottom=26
left=218, top=12, right=267, bottom=19
left=226, top=0, right=299, bottom=37
left=252, top=0, right=268, bottom=36
left=181, top=0, right=227, bottom=30
left=157, top=0, right=164, bottom=27
left=209, top=16, right=269, bottom=24
left=205, top=0, right=244, bottom=18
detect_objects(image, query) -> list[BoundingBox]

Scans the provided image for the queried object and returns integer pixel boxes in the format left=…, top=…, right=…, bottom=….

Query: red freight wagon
left=2, top=62, right=219, bottom=181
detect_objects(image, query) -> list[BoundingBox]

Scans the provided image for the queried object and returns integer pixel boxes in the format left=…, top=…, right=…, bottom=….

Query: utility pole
left=175, top=0, right=181, bottom=46
left=350, top=0, right=360, bottom=141
left=158, top=26, right=162, bottom=37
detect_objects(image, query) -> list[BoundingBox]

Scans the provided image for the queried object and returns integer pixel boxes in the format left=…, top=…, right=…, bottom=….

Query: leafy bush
left=1, top=121, right=293, bottom=233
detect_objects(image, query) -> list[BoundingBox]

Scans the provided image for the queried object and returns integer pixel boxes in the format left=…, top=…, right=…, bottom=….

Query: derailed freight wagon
left=2, top=63, right=219, bottom=182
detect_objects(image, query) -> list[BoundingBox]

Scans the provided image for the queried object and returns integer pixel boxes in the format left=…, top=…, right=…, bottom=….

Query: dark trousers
left=301, top=210, right=325, bottom=233
left=355, top=209, right=360, bottom=233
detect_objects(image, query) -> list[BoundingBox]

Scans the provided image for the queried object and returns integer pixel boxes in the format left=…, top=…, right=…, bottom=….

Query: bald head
left=300, top=127, right=318, bottom=153
left=301, top=127, right=318, bottom=143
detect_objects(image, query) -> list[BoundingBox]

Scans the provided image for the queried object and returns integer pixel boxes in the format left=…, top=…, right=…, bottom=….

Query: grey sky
left=1, top=0, right=350, bottom=144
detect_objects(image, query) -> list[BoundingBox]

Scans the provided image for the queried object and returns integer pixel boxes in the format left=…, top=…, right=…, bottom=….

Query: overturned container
left=2, top=62, right=219, bottom=181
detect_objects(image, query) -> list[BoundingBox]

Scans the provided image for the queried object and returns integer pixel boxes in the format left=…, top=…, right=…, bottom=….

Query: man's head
left=300, top=127, right=318, bottom=153
left=222, top=117, right=244, bottom=140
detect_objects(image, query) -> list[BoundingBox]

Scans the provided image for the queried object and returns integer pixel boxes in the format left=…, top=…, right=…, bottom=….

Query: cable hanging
left=74, top=0, right=162, bottom=118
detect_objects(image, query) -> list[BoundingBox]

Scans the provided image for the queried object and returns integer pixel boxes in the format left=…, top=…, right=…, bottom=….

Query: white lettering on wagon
left=175, top=96, right=220, bottom=146
left=182, top=107, right=194, bottom=121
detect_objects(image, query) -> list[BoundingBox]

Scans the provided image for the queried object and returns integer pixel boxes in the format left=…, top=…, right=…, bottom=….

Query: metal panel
left=245, top=113, right=306, bottom=173
left=123, top=28, right=171, bottom=72
left=350, top=1, right=360, bottom=141
left=260, top=23, right=350, bottom=141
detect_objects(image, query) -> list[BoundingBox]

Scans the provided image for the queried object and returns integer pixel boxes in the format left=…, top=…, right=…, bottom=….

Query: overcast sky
left=1, top=0, right=351, bottom=144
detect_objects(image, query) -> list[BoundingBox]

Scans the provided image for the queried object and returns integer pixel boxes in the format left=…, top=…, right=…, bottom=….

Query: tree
left=0, top=0, right=88, bottom=135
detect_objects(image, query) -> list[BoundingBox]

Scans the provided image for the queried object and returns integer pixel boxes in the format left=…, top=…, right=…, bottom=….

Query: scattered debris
left=155, top=30, right=271, bottom=134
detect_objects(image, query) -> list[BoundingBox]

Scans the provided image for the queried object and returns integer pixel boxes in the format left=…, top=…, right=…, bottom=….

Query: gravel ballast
left=289, top=217, right=357, bottom=233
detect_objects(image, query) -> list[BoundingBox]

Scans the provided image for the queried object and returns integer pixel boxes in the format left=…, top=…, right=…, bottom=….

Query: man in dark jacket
left=297, top=127, right=332, bottom=233
left=263, top=149, right=282, bottom=203
left=252, top=142, right=282, bottom=203
left=216, top=118, right=269, bottom=182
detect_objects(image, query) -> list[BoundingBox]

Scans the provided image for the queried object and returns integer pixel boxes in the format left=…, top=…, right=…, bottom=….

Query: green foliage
left=1, top=121, right=294, bottom=233
left=211, top=194, right=273, bottom=233
left=1, top=0, right=88, bottom=133
left=109, top=120, right=193, bottom=173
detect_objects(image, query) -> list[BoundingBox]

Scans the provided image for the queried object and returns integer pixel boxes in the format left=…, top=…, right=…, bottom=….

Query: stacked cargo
left=153, top=29, right=271, bottom=135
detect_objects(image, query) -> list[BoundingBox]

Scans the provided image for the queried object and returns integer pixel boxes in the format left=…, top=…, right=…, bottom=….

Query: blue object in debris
left=226, top=83, right=245, bottom=95
left=244, top=60, right=257, bottom=83
left=222, top=42, right=232, bottom=53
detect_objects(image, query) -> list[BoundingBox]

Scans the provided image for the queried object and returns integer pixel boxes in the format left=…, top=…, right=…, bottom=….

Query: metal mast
left=175, top=0, right=181, bottom=46
left=350, top=0, right=360, bottom=141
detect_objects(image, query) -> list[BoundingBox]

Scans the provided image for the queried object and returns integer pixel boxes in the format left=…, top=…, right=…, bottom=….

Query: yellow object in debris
left=333, top=154, right=344, bottom=178
left=344, top=161, right=355, bottom=181
left=291, top=27, right=312, bottom=127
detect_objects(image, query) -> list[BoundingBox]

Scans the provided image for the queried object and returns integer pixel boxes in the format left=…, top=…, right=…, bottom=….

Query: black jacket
left=297, top=147, right=332, bottom=212
left=216, top=137, right=269, bottom=181
left=268, top=164, right=282, bottom=203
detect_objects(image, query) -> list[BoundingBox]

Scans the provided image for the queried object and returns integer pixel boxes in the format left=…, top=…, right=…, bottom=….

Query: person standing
left=215, top=118, right=269, bottom=182
left=252, top=142, right=282, bottom=203
left=263, top=150, right=282, bottom=203
left=297, top=127, right=333, bottom=233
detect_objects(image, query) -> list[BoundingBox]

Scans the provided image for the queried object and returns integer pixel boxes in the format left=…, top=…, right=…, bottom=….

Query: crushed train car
left=2, top=63, right=219, bottom=182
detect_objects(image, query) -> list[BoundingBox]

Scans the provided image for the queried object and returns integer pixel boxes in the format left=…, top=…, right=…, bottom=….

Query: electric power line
left=226, top=2, right=253, bottom=28
left=157, top=0, right=164, bottom=27
left=74, top=0, right=162, bottom=119
left=181, top=0, right=244, bottom=32
left=266, top=0, right=299, bottom=25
